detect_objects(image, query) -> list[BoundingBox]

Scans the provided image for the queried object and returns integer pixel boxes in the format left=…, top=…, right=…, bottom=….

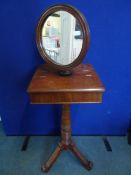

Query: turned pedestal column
left=42, top=104, right=93, bottom=172
left=27, top=64, right=105, bottom=172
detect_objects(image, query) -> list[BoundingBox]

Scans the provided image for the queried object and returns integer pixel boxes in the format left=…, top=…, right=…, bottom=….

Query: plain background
left=0, top=0, right=131, bottom=135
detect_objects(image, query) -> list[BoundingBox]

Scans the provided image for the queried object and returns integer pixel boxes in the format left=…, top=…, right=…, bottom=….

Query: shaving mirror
left=36, top=4, right=90, bottom=75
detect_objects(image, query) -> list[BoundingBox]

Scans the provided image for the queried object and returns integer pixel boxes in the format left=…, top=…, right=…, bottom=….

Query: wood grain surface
left=27, top=64, right=105, bottom=104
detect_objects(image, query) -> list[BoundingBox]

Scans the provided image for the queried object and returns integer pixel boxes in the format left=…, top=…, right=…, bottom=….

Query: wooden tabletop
left=28, top=64, right=105, bottom=92
left=27, top=64, right=105, bottom=104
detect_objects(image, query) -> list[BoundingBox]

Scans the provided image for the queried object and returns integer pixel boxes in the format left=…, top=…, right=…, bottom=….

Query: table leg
left=69, top=142, right=93, bottom=170
left=41, top=104, right=93, bottom=172
left=42, top=142, right=63, bottom=172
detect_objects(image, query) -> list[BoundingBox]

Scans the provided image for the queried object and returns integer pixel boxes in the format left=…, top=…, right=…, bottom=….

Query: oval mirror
left=36, top=4, right=90, bottom=73
left=42, top=11, right=83, bottom=65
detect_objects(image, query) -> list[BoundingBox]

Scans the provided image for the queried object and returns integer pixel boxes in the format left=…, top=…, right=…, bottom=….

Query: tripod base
left=42, top=141, right=93, bottom=172
left=41, top=104, right=93, bottom=172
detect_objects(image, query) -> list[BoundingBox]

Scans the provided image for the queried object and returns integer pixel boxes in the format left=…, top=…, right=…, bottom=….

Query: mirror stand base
left=41, top=104, right=93, bottom=173
left=58, top=70, right=72, bottom=76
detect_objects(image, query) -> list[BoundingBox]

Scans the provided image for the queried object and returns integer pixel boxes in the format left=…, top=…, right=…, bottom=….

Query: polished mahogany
left=27, top=64, right=105, bottom=172
left=28, top=64, right=105, bottom=104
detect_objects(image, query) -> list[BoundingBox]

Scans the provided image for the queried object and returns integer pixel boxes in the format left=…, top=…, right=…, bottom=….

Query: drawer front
left=29, top=92, right=103, bottom=104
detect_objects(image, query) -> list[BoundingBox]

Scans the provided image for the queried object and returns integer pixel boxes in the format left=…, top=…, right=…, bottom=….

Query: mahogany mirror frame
left=36, top=4, right=90, bottom=72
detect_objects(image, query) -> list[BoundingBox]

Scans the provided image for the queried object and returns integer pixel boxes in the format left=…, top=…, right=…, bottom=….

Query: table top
left=27, top=64, right=105, bottom=93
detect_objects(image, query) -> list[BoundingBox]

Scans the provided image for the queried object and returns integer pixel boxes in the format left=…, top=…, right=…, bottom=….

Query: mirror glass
left=41, top=10, right=83, bottom=65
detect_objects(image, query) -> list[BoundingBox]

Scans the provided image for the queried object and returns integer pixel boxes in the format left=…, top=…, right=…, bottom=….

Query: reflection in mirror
left=42, top=11, right=83, bottom=65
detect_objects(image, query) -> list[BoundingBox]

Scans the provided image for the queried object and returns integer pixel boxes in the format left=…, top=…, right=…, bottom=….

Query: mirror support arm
left=58, top=70, right=72, bottom=76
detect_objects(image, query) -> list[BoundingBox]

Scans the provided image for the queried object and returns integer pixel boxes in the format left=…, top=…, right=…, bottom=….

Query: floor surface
left=0, top=123, right=131, bottom=175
